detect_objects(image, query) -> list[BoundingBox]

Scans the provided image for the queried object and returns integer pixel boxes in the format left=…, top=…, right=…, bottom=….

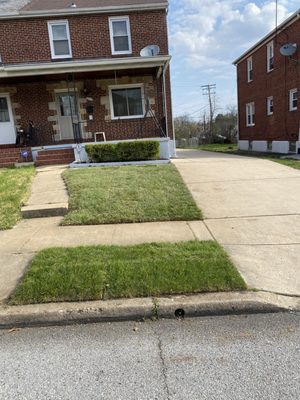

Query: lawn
left=10, top=241, right=247, bottom=305
left=198, top=143, right=300, bottom=171
left=62, top=164, right=202, bottom=225
left=0, top=167, right=35, bottom=230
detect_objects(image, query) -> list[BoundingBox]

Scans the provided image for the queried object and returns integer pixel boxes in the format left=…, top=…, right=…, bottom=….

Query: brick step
left=0, top=162, right=15, bottom=168
left=0, top=150, right=32, bottom=156
left=36, top=158, right=74, bottom=166
left=37, top=149, right=74, bottom=157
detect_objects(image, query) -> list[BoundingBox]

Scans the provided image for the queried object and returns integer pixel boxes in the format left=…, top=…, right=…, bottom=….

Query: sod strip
left=10, top=241, right=247, bottom=305
left=0, top=167, right=35, bottom=230
left=62, top=164, right=202, bottom=225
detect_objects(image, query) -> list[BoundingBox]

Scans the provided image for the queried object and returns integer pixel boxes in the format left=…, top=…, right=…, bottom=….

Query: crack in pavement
left=156, top=331, right=171, bottom=400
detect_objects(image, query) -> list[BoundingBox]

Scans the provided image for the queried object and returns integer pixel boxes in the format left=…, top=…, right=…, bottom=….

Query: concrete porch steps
left=35, top=148, right=75, bottom=167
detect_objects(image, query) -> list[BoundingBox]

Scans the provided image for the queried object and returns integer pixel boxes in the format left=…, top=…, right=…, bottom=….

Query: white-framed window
left=109, top=16, right=132, bottom=55
left=267, top=96, right=274, bottom=115
left=47, top=20, right=72, bottom=59
left=109, top=84, right=145, bottom=119
left=289, top=88, right=298, bottom=111
left=246, top=102, right=255, bottom=126
left=267, top=41, right=274, bottom=72
left=247, top=57, right=253, bottom=82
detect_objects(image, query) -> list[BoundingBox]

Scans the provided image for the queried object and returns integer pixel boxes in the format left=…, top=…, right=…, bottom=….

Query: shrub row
left=85, top=140, right=160, bottom=163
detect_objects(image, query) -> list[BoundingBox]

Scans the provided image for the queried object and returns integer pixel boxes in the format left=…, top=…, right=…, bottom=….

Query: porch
left=0, top=56, right=173, bottom=166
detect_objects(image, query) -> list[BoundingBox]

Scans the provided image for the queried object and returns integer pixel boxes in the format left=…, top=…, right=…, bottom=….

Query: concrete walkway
left=173, top=149, right=300, bottom=297
left=21, top=165, right=68, bottom=218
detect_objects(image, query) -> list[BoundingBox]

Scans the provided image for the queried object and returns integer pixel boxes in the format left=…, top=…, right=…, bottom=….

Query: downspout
left=162, top=59, right=176, bottom=158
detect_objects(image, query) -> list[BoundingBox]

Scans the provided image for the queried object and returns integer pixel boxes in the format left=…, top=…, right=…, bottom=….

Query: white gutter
left=233, top=9, right=300, bottom=65
left=0, top=56, right=171, bottom=78
left=0, top=3, right=168, bottom=20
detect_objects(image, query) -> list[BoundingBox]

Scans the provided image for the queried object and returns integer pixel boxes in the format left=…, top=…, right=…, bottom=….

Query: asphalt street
left=0, top=313, right=299, bottom=400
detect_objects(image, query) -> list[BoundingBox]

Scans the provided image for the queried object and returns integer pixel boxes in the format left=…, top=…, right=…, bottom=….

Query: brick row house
left=234, top=8, right=300, bottom=154
left=0, top=0, right=174, bottom=166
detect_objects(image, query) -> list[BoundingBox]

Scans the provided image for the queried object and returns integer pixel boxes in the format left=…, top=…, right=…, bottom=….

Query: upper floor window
left=267, top=96, right=273, bottom=115
left=289, top=88, right=298, bottom=111
left=109, top=16, right=132, bottom=55
left=267, top=41, right=274, bottom=72
left=246, top=102, right=255, bottom=126
left=247, top=57, right=253, bottom=82
left=48, top=20, right=72, bottom=59
left=109, top=84, right=144, bottom=119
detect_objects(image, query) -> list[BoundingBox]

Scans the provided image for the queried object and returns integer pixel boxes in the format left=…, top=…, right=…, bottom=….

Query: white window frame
left=109, top=84, right=145, bottom=120
left=47, top=20, right=72, bottom=59
left=267, top=96, right=273, bottom=115
left=267, top=41, right=274, bottom=72
left=247, top=57, right=253, bottom=82
left=289, top=88, right=298, bottom=111
left=109, top=16, right=132, bottom=55
left=246, top=102, right=255, bottom=127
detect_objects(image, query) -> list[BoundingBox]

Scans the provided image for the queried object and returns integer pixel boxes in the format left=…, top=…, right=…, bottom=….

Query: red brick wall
left=237, top=18, right=300, bottom=142
left=0, top=10, right=168, bottom=64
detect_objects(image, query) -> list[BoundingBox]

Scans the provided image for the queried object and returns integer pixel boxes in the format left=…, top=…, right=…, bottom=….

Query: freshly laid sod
left=197, top=143, right=300, bottom=171
left=10, top=241, right=247, bottom=305
left=62, top=164, right=202, bottom=225
left=0, top=167, right=35, bottom=230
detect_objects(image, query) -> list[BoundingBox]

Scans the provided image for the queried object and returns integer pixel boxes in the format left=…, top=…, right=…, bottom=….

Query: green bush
left=85, top=140, right=160, bottom=163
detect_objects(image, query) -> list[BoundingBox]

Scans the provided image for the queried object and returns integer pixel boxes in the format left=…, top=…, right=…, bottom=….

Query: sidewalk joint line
left=202, top=221, right=217, bottom=241
left=204, top=213, right=300, bottom=221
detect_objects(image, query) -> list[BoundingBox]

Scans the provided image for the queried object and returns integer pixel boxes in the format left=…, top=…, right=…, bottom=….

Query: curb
left=0, top=291, right=299, bottom=330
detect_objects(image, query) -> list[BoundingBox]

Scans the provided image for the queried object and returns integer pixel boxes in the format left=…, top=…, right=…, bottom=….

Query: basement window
left=267, top=141, right=272, bottom=151
left=48, top=20, right=72, bottom=59
left=289, top=141, right=296, bottom=153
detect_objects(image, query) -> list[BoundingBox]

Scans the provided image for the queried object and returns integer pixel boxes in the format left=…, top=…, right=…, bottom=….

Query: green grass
left=9, top=241, right=247, bottom=305
left=197, top=143, right=300, bottom=171
left=0, top=167, right=35, bottom=230
left=62, top=164, right=202, bottom=225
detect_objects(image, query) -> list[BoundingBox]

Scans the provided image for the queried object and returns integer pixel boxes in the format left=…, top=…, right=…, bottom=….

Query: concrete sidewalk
left=173, top=149, right=300, bottom=297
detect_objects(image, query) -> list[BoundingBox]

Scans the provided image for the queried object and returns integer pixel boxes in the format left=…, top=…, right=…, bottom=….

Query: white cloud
left=169, top=0, right=291, bottom=75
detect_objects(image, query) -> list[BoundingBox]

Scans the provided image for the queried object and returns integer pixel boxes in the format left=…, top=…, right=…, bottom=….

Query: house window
left=109, top=85, right=144, bottom=119
left=289, top=89, right=298, bottom=111
left=109, top=17, right=132, bottom=55
left=247, top=57, right=253, bottom=82
left=48, top=20, right=72, bottom=59
left=246, top=102, right=255, bottom=126
left=267, top=96, right=273, bottom=115
left=267, top=41, right=274, bottom=72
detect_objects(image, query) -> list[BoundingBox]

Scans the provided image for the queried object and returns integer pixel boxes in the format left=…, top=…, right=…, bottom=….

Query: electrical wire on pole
left=201, top=84, right=216, bottom=143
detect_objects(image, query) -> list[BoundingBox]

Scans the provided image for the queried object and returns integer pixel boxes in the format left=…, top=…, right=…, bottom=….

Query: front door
left=56, top=93, right=79, bottom=140
left=0, top=94, right=16, bottom=145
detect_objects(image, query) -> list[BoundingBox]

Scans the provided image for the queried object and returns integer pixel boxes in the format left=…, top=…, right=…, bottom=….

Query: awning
left=0, top=55, right=171, bottom=78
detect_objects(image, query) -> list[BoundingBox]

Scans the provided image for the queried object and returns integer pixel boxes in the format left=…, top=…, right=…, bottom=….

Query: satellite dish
left=140, top=45, right=160, bottom=57
left=280, top=43, right=297, bottom=57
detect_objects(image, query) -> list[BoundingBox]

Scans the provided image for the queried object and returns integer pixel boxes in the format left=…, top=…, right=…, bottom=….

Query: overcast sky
left=168, top=0, right=299, bottom=118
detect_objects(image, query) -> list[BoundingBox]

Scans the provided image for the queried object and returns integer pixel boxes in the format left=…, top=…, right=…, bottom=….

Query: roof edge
left=0, top=2, right=168, bottom=20
left=233, top=8, right=300, bottom=65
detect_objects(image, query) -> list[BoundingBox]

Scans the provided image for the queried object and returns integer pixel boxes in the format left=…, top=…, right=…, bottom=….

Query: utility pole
left=202, top=84, right=216, bottom=143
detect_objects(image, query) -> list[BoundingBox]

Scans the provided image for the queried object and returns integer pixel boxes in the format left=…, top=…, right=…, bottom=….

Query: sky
left=168, top=0, right=299, bottom=118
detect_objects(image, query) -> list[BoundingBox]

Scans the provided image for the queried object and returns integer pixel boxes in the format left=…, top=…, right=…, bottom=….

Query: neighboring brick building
left=0, top=0, right=174, bottom=165
left=234, top=9, right=300, bottom=154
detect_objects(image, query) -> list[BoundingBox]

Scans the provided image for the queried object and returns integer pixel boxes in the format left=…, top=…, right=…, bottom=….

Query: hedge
left=85, top=140, right=160, bottom=163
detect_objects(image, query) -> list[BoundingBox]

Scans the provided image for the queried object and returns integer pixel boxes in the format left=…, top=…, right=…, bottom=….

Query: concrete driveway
left=173, top=149, right=300, bottom=296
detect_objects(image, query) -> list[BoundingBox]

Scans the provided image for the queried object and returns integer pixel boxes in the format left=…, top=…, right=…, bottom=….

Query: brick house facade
left=234, top=9, right=300, bottom=154
left=0, top=0, right=174, bottom=165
